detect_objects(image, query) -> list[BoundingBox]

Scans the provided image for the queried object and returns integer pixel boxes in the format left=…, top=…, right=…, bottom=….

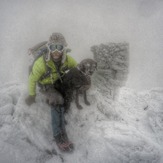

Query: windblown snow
left=0, top=82, right=163, bottom=163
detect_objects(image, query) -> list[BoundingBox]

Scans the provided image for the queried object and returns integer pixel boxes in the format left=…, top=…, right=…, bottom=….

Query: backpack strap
left=54, top=62, right=63, bottom=83
left=40, top=64, right=52, bottom=81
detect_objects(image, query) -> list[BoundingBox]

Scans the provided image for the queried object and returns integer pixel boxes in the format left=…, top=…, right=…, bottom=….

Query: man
left=25, top=33, right=77, bottom=152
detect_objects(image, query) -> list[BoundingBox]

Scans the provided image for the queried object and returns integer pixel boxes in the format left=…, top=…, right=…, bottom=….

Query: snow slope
left=0, top=82, right=163, bottom=163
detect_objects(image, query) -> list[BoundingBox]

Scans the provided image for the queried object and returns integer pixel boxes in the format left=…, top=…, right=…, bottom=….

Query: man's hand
left=25, top=95, right=36, bottom=106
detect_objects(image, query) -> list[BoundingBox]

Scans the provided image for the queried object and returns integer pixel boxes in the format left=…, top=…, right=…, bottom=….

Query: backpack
left=28, top=41, right=49, bottom=74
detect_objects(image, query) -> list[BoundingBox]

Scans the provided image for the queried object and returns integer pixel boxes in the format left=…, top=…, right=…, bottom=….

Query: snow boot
left=54, top=132, right=73, bottom=152
left=61, top=131, right=74, bottom=151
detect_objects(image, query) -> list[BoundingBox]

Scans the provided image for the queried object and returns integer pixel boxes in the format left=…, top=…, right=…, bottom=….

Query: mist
left=0, top=0, right=163, bottom=91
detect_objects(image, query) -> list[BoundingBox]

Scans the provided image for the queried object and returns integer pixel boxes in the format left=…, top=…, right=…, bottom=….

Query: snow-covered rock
left=91, top=42, right=129, bottom=99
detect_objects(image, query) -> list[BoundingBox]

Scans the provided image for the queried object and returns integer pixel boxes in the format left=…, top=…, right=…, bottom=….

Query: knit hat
left=49, top=33, right=68, bottom=47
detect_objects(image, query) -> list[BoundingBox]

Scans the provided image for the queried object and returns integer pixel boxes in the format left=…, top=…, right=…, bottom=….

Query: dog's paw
left=77, top=104, right=83, bottom=110
left=85, top=101, right=90, bottom=105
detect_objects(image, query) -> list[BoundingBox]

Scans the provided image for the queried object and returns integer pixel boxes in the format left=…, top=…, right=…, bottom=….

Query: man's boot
left=54, top=132, right=73, bottom=152
left=61, top=131, right=74, bottom=151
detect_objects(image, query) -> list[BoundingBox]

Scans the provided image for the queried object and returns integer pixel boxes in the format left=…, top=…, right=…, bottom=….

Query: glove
left=25, top=95, right=36, bottom=106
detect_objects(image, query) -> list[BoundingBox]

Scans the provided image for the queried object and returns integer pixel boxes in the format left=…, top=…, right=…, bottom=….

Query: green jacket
left=28, top=54, right=77, bottom=96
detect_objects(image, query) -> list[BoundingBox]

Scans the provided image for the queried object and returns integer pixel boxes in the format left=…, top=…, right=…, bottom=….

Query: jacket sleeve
left=28, top=60, right=45, bottom=96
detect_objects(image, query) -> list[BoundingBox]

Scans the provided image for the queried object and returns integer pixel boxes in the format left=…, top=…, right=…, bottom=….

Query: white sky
left=0, top=0, right=163, bottom=91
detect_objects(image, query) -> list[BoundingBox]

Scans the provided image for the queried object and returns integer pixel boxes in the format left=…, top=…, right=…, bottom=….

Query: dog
left=59, top=58, right=97, bottom=111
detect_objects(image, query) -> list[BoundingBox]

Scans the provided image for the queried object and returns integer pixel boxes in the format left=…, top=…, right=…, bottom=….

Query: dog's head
left=78, top=58, right=97, bottom=76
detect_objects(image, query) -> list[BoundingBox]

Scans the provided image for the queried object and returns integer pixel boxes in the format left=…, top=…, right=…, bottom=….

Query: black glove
left=25, top=95, right=36, bottom=106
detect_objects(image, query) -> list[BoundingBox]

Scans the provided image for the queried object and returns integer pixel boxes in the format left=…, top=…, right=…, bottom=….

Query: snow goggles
left=48, top=43, right=64, bottom=53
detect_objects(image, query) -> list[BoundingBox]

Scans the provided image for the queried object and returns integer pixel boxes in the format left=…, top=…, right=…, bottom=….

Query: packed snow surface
left=0, top=82, right=163, bottom=163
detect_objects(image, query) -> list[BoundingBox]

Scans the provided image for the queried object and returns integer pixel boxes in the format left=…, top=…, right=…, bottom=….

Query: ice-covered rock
left=91, top=42, right=129, bottom=99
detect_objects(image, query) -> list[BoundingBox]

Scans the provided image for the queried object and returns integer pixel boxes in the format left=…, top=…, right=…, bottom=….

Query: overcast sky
left=0, top=0, right=163, bottom=91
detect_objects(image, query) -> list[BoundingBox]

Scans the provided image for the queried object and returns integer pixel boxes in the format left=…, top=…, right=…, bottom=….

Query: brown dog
left=60, top=58, right=97, bottom=111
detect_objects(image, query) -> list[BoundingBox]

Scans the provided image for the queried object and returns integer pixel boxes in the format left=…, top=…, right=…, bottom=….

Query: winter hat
left=49, top=32, right=68, bottom=47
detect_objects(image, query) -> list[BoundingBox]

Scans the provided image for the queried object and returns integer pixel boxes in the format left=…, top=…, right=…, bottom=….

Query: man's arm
left=28, top=57, right=46, bottom=96
left=26, top=58, right=45, bottom=105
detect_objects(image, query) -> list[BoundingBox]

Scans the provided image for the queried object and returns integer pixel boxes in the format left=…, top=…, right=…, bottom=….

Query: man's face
left=51, top=51, right=63, bottom=61
left=48, top=43, right=64, bottom=61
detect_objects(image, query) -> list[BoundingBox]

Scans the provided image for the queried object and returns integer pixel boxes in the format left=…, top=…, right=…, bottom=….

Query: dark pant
left=51, top=105, right=65, bottom=137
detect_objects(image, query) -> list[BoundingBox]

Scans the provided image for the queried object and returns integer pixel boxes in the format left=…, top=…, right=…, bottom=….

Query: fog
left=0, top=0, right=163, bottom=91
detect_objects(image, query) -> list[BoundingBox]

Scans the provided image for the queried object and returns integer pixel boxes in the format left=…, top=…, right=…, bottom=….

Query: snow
left=0, top=83, right=163, bottom=163
left=0, top=0, right=163, bottom=162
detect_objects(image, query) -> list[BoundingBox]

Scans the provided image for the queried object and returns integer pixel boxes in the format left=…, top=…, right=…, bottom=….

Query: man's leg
left=51, top=105, right=73, bottom=151
left=51, top=105, right=64, bottom=137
